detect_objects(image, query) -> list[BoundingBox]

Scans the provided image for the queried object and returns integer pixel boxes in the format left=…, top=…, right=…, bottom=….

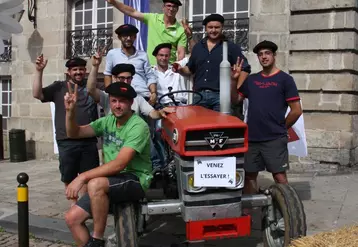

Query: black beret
left=111, top=63, right=136, bottom=76
left=152, top=43, right=172, bottom=56
left=253, top=40, right=278, bottom=54
left=105, top=82, right=137, bottom=99
left=163, top=0, right=182, bottom=6
left=65, top=57, right=87, bottom=68
left=115, top=24, right=139, bottom=36
left=202, top=14, right=225, bottom=26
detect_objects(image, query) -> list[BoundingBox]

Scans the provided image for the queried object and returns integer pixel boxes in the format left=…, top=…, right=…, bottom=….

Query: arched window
left=68, top=0, right=113, bottom=57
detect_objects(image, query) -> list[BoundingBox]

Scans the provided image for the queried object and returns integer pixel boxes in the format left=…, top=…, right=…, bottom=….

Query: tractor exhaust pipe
left=220, top=39, right=231, bottom=114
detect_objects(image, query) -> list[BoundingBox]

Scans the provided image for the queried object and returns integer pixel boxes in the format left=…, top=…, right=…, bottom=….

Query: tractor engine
left=161, top=106, right=248, bottom=222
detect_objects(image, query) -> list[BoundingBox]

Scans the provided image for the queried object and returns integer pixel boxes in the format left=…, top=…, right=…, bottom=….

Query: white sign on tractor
left=194, top=156, right=236, bottom=187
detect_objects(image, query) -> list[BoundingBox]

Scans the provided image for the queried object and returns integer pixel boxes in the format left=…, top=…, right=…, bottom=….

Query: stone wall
left=248, top=0, right=290, bottom=72
left=289, top=0, right=358, bottom=167
left=7, top=0, right=122, bottom=160
left=8, top=0, right=67, bottom=160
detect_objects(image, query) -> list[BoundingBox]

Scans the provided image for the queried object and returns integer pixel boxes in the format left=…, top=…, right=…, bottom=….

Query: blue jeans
left=193, top=90, right=220, bottom=112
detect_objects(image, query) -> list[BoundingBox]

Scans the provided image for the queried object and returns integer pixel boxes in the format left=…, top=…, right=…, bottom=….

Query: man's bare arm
left=104, top=75, right=112, bottom=88
left=33, top=55, right=48, bottom=100
left=33, top=70, right=44, bottom=100
left=231, top=78, right=244, bottom=104
left=178, top=66, right=192, bottom=77
left=177, top=46, right=185, bottom=61
left=285, top=100, right=302, bottom=129
left=87, top=65, right=101, bottom=103
left=79, top=147, right=136, bottom=181
left=66, top=109, right=96, bottom=139
left=237, top=71, right=249, bottom=89
left=107, top=0, right=144, bottom=22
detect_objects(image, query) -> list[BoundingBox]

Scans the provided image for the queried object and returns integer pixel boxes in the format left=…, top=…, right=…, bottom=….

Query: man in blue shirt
left=231, top=40, right=302, bottom=197
left=104, top=24, right=158, bottom=105
left=174, top=14, right=251, bottom=112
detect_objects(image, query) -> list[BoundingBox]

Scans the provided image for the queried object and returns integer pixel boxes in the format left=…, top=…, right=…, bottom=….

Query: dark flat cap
left=65, top=57, right=87, bottom=68
left=115, top=24, right=139, bottom=36
left=163, top=0, right=182, bottom=6
left=111, top=63, right=136, bottom=76
left=105, top=82, right=137, bottom=99
left=253, top=40, right=278, bottom=54
left=202, top=14, right=225, bottom=26
left=152, top=43, right=172, bottom=56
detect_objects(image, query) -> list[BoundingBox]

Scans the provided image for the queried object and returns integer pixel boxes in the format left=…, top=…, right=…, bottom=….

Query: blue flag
left=123, top=0, right=149, bottom=51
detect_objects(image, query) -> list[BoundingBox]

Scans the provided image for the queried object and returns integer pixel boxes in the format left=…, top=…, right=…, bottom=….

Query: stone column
left=289, top=0, right=358, bottom=168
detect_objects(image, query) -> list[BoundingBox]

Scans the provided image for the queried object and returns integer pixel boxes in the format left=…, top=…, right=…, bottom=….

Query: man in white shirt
left=151, top=43, right=190, bottom=168
left=152, top=43, right=189, bottom=106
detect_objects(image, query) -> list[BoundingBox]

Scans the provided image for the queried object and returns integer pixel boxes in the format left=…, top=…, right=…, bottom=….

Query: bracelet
left=187, top=36, right=193, bottom=40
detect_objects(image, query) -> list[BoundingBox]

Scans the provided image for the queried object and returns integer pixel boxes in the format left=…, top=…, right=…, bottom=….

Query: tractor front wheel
left=114, top=203, right=139, bottom=247
left=262, top=183, right=307, bottom=247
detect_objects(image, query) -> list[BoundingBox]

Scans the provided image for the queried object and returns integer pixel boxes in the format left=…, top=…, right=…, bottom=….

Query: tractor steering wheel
left=158, top=87, right=203, bottom=107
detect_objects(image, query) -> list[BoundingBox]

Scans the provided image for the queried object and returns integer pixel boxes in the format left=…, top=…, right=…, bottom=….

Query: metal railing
left=0, top=40, right=12, bottom=62
left=188, top=18, right=249, bottom=51
left=67, top=27, right=113, bottom=58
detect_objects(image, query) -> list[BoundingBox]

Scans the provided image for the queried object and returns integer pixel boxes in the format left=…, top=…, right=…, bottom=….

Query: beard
left=71, top=74, right=84, bottom=84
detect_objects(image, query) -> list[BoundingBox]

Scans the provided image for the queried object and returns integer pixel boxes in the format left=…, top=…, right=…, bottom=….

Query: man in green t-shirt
left=63, top=81, right=152, bottom=247
left=106, top=0, right=187, bottom=65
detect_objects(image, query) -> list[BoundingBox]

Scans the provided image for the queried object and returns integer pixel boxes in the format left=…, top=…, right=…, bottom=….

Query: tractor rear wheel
left=262, top=183, right=307, bottom=247
left=114, top=203, right=139, bottom=247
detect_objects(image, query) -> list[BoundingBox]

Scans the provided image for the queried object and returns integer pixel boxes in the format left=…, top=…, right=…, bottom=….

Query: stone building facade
left=0, top=0, right=357, bottom=169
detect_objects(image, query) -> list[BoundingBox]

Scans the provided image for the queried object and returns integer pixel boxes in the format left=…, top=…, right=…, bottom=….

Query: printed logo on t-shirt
left=103, top=131, right=124, bottom=147
left=254, top=81, right=278, bottom=89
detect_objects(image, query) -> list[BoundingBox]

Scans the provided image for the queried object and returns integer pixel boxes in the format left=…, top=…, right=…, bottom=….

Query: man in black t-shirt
left=232, top=40, right=302, bottom=198
left=32, top=55, right=99, bottom=206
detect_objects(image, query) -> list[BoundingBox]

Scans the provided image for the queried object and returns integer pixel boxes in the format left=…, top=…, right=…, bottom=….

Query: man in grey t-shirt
left=32, top=55, right=100, bottom=207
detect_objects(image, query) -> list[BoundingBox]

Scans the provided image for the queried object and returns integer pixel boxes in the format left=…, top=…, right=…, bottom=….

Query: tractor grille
left=184, top=128, right=245, bottom=152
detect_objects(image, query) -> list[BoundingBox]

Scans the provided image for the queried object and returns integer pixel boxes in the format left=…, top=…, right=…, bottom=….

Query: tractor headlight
left=226, top=169, right=245, bottom=190
left=185, top=173, right=206, bottom=193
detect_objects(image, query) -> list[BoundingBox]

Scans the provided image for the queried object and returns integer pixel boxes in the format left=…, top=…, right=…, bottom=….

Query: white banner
left=50, top=102, right=58, bottom=154
left=243, top=99, right=308, bottom=157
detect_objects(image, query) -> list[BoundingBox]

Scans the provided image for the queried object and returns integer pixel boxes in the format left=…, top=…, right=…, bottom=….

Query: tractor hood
left=161, top=106, right=248, bottom=157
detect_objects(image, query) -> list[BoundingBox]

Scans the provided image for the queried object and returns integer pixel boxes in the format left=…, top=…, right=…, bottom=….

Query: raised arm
left=33, top=55, right=48, bottom=100
left=231, top=57, right=245, bottom=104
left=106, top=0, right=144, bottom=22
left=65, top=82, right=96, bottom=139
left=87, top=51, right=105, bottom=103
left=181, top=19, right=196, bottom=54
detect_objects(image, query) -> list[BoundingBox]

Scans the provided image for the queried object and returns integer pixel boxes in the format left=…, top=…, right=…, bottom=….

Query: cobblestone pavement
left=0, top=231, right=73, bottom=247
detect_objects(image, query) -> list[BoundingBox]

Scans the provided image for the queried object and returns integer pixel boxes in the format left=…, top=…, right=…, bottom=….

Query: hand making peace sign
left=91, top=46, right=107, bottom=67
left=64, top=81, right=78, bottom=111
left=231, top=57, right=244, bottom=80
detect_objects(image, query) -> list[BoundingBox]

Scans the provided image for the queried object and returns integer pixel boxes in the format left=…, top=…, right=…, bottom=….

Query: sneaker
left=84, top=236, right=105, bottom=247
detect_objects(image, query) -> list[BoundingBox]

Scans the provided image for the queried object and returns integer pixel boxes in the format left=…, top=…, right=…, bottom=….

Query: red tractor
left=112, top=42, right=307, bottom=247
